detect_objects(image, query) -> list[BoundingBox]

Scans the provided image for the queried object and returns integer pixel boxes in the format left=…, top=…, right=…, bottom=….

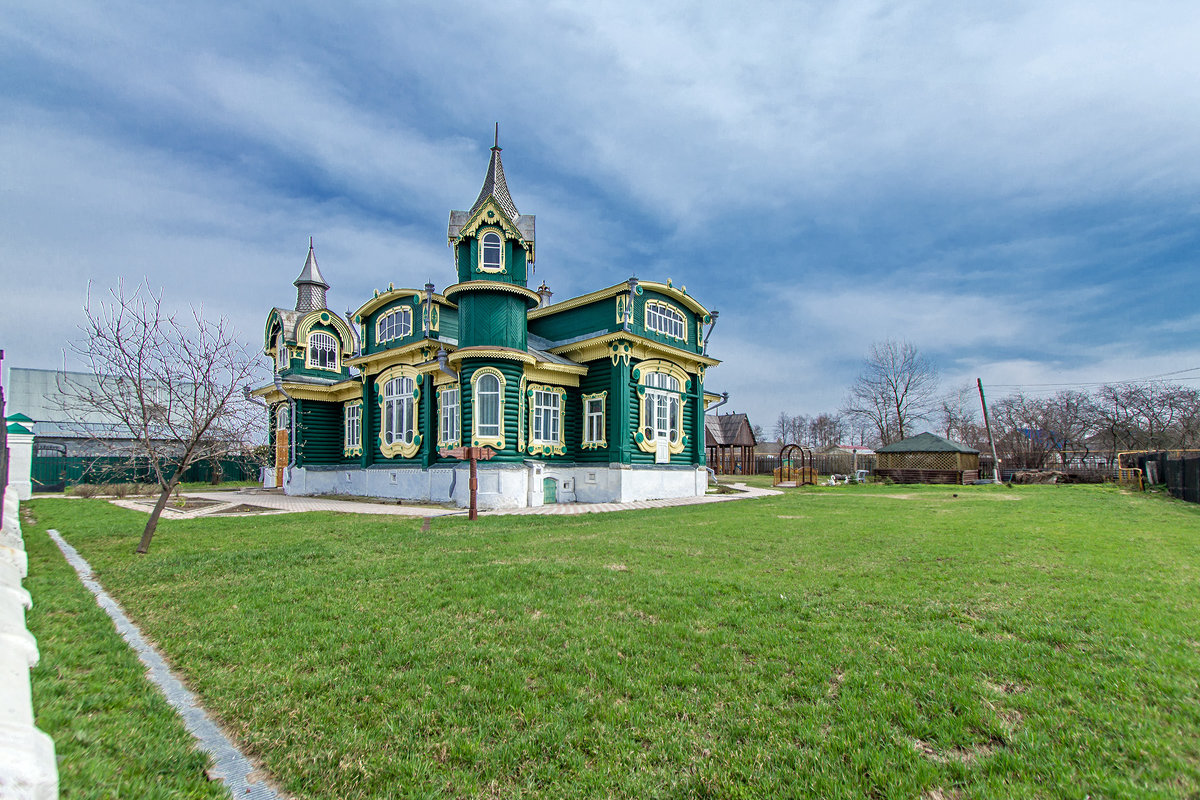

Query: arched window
left=276, top=405, right=289, bottom=432
left=376, top=307, right=412, bottom=344
left=480, top=231, right=503, bottom=272
left=307, top=331, right=339, bottom=370
left=476, top=372, right=501, bottom=438
left=383, top=376, right=416, bottom=447
left=644, top=301, right=687, bottom=341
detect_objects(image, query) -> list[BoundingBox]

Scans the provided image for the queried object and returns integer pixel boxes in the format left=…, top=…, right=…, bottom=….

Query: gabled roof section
left=704, top=413, right=756, bottom=447
left=876, top=432, right=979, bottom=454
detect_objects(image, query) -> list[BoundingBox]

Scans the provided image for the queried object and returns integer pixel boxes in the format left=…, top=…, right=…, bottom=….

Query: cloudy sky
left=3, top=0, right=1199, bottom=431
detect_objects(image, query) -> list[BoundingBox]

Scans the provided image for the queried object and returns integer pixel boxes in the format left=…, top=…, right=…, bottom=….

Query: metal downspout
left=273, top=374, right=297, bottom=471
left=706, top=392, right=730, bottom=414
left=622, top=276, right=638, bottom=332
left=702, top=309, right=720, bottom=355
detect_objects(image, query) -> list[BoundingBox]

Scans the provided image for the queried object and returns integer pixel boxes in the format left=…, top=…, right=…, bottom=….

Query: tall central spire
left=469, top=124, right=519, bottom=219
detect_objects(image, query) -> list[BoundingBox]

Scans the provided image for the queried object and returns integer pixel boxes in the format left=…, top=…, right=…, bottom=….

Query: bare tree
left=62, top=280, right=262, bottom=554
left=808, top=413, right=847, bottom=449
left=843, top=340, right=939, bottom=445
left=937, top=384, right=988, bottom=450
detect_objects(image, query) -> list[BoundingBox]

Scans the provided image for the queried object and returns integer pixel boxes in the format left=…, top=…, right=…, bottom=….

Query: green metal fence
left=31, top=455, right=261, bottom=492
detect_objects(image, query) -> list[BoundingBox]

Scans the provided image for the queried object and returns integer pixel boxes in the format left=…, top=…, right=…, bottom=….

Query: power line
left=986, top=366, right=1200, bottom=391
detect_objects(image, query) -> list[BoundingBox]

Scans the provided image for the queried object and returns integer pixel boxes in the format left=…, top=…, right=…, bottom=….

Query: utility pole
left=977, top=378, right=1001, bottom=483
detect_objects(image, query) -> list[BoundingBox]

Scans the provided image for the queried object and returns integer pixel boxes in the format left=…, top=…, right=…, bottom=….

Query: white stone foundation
left=283, top=463, right=707, bottom=510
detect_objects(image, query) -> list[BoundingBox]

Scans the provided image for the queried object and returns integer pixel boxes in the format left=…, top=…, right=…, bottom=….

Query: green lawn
left=26, top=484, right=1200, bottom=799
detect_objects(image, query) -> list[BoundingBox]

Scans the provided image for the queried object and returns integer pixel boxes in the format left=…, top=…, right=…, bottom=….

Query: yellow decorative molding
left=449, top=346, right=536, bottom=365
left=251, top=380, right=361, bottom=404
left=581, top=391, right=608, bottom=449
left=451, top=200, right=534, bottom=263
left=609, top=340, right=632, bottom=366
left=704, top=391, right=724, bottom=408
left=346, top=339, right=451, bottom=374
left=527, top=279, right=710, bottom=320
left=548, top=332, right=718, bottom=372
left=524, top=365, right=582, bottom=387
left=470, top=367, right=506, bottom=449
left=376, top=365, right=422, bottom=459
left=353, top=289, right=454, bottom=320
left=295, top=310, right=355, bottom=357
left=632, top=360, right=689, bottom=456
left=517, top=376, right=526, bottom=453
left=443, top=281, right=541, bottom=306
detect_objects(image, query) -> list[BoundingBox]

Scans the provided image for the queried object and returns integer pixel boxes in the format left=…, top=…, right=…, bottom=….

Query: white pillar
left=5, top=431, right=33, bottom=502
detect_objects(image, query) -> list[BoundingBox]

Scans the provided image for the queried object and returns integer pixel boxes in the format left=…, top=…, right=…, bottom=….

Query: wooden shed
left=705, top=413, right=757, bottom=475
left=875, top=432, right=980, bottom=484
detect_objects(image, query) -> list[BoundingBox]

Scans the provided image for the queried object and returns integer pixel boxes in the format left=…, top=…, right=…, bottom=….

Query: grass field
left=25, top=483, right=1200, bottom=799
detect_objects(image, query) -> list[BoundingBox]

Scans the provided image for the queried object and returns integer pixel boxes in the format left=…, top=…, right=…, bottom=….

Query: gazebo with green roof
left=875, top=432, right=980, bottom=485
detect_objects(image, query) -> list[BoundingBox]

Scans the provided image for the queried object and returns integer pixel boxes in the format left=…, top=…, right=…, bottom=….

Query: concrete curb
left=46, top=529, right=284, bottom=800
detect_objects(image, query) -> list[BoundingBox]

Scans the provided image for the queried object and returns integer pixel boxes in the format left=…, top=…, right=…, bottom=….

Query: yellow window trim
left=343, top=400, right=363, bottom=457
left=437, top=385, right=461, bottom=449
left=643, top=300, right=688, bottom=343
left=633, top=360, right=689, bottom=456
left=470, top=367, right=506, bottom=449
left=376, top=365, right=422, bottom=459
left=527, top=383, right=566, bottom=456
left=582, top=391, right=608, bottom=450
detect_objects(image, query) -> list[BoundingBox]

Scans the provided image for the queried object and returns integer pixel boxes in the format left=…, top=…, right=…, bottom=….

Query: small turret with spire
left=294, top=237, right=330, bottom=312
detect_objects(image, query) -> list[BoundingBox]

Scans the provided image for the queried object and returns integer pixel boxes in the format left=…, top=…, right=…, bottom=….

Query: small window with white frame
left=644, top=301, right=687, bottom=341
left=582, top=392, right=607, bottom=448
left=479, top=231, right=504, bottom=273
left=376, top=307, right=412, bottom=344
left=307, top=331, right=339, bottom=370
left=439, top=386, right=460, bottom=446
left=344, top=402, right=362, bottom=454
left=531, top=389, right=561, bottom=445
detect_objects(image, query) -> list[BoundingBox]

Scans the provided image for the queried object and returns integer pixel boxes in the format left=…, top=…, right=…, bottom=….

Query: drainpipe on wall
left=423, top=282, right=435, bottom=338
left=435, top=348, right=459, bottom=383
left=706, top=391, right=729, bottom=414
left=702, top=309, right=720, bottom=356
left=622, top=276, right=639, bottom=332
left=273, top=374, right=297, bottom=472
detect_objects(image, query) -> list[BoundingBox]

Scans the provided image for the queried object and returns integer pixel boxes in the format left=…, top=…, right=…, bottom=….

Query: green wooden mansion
left=254, top=139, right=722, bottom=508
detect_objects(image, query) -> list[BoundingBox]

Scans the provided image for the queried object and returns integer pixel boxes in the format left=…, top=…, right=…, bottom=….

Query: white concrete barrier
left=0, top=490, right=58, bottom=800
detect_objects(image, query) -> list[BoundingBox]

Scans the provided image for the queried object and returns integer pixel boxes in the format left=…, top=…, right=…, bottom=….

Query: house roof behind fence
left=704, top=413, right=757, bottom=447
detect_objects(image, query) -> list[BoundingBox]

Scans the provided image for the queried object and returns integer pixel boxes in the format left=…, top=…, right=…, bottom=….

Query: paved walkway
left=110, top=482, right=781, bottom=520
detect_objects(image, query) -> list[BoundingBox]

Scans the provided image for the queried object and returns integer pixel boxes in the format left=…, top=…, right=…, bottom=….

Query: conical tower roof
left=469, top=132, right=519, bottom=220
left=294, top=238, right=329, bottom=312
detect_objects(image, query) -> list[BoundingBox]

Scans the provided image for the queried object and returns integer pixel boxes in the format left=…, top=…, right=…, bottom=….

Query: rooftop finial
left=493, top=122, right=500, bottom=150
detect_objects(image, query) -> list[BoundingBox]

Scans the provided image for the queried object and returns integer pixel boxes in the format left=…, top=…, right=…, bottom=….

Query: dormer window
left=376, top=307, right=412, bottom=344
left=480, top=231, right=504, bottom=273
left=645, top=301, right=687, bottom=341
left=307, top=331, right=339, bottom=370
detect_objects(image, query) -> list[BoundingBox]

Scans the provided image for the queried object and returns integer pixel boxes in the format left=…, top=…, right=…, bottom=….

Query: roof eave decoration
left=264, top=307, right=303, bottom=350
left=353, top=288, right=456, bottom=320
left=447, top=201, right=536, bottom=263
left=294, top=309, right=356, bottom=357
left=527, top=280, right=710, bottom=319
